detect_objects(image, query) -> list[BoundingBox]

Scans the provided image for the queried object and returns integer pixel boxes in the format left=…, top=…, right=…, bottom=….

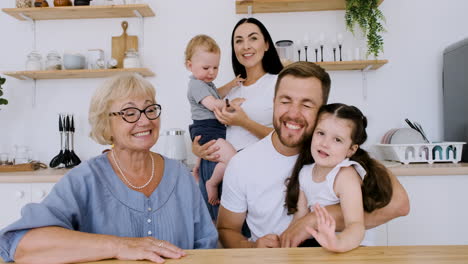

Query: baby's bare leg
left=205, top=139, right=237, bottom=205
left=192, top=157, right=201, bottom=183
left=206, top=162, right=226, bottom=205
left=212, top=138, right=237, bottom=164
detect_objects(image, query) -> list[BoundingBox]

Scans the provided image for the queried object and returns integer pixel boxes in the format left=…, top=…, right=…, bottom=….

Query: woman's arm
left=14, top=227, right=184, bottom=264
left=214, top=105, right=273, bottom=139
left=191, top=136, right=220, bottom=162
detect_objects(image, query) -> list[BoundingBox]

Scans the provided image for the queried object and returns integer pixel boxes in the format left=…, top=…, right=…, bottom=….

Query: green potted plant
left=0, top=76, right=8, bottom=108
left=345, top=0, right=386, bottom=59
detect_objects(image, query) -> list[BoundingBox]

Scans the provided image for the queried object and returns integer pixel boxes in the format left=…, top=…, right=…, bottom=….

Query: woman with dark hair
left=192, top=18, right=283, bottom=220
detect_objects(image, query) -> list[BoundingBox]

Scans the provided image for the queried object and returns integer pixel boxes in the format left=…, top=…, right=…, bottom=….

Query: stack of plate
left=381, top=128, right=426, bottom=144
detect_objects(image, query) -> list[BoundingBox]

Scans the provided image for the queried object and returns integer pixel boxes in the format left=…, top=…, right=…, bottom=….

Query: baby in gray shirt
left=186, top=35, right=243, bottom=207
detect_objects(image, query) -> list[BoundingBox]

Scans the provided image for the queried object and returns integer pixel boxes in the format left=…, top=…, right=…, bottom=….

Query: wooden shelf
left=236, top=0, right=383, bottom=14
left=2, top=4, right=155, bottom=20
left=3, top=68, right=155, bottom=80
left=282, top=60, right=388, bottom=71
left=316, top=60, right=388, bottom=71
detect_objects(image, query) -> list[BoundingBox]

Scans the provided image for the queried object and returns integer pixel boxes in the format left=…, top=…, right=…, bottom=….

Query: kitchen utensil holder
left=376, top=142, right=465, bottom=164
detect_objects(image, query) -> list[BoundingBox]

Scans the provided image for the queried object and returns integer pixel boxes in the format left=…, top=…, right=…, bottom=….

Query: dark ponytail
left=285, top=135, right=314, bottom=215
left=351, top=148, right=393, bottom=212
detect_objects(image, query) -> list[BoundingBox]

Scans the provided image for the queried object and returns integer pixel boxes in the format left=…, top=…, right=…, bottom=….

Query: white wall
left=1, top=0, right=468, bottom=165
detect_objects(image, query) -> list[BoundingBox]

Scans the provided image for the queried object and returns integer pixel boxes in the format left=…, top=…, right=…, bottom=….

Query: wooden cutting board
left=112, top=21, right=138, bottom=68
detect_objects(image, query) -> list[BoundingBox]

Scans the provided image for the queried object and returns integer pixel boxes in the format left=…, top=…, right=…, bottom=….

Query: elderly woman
left=0, top=74, right=218, bottom=263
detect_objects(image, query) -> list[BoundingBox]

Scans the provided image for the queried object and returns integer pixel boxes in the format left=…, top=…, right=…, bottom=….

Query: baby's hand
left=231, top=74, right=245, bottom=88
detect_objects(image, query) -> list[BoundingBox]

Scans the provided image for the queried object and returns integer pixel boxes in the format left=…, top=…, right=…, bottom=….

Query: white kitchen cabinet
left=0, top=182, right=55, bottom=229
left=370, top=223, right=388, bottom=246
left=387, top=175, right=468, bottom=245
left=0, top=183, right=31, bottom=229
left=30, top=183, right=55, bottom=203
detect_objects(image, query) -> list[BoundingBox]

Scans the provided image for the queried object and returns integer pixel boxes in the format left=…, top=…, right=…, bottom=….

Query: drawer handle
left=34, top=190, right=47, bottom=199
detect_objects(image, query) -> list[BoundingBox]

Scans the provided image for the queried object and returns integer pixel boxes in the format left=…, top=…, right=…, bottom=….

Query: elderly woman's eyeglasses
left=109, top=104, right=162, bottom=123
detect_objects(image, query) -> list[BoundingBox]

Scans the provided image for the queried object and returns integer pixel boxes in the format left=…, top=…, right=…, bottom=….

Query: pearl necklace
left=111, top=150, right=154, bottom=190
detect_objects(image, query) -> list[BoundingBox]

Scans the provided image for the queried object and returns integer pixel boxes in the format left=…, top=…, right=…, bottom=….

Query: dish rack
left=376, top=142, right=465, bottom=164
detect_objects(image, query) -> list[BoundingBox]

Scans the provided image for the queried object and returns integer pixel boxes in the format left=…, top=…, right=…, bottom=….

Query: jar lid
left=165, top=129, right=185, bottom=136
left=27, top=51, right=42, bottom=59
left=125, top=49, right=139, bottom=56
left=47, top=51, right=62, bottom=60
left=275, top=40, right=294, bottom=47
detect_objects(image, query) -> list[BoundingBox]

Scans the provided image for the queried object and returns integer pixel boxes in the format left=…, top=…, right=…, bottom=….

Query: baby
left=186, top=34, right=244, bottom=205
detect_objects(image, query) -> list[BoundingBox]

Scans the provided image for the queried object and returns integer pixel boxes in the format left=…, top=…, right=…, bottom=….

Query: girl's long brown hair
left=285, top=103, right=393, bottom=214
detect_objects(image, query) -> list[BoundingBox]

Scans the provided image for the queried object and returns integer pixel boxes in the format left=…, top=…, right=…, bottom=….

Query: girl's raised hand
left=305, top=204, right=339, bottom=251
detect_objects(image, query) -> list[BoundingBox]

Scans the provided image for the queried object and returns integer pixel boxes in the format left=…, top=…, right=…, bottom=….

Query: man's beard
left=273, top=115, right=312, bottom=148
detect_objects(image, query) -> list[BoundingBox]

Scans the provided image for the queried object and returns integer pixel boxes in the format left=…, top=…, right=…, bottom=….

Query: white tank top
left=299, top=158, right=377, bottom=246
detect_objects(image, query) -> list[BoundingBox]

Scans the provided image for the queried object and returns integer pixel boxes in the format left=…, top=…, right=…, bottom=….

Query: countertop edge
left=1, top=163, right=468, bottom=183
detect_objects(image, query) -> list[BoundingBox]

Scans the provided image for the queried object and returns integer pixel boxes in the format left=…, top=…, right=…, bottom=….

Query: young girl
left=285, top=103, right=393, bottom=252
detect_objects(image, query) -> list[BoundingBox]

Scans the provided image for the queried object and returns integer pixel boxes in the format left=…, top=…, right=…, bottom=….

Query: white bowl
left=63, top=54, right=86, bottom=70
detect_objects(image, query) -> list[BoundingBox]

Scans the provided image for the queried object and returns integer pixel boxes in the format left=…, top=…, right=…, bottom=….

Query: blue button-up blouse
left=0, top=154, right=218, bottom=262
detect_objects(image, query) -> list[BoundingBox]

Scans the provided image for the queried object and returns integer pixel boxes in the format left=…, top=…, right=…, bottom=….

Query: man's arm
left=217, top=206, right=255, bottom=248
left=217, top=206, right=281, bottom=248
left=281, top=169, right=410, bottom=247
left=363, top=171, right=410, bottom=229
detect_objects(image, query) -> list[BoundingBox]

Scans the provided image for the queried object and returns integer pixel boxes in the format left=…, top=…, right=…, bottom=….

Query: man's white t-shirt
left=225, top=73, right=277, bottom=151
left=221, top=133, right=296, bottom=241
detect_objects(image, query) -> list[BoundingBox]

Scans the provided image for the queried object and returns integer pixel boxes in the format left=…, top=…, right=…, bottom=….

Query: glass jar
left=45, top=51, right=62, bottom=70
left=16, top=0, right=32, bottom=8
left=13, top=145, right=30, bottom=165
left=123, top=49, right=141, bottom=68
left=25, top=51, right=43, bottom=71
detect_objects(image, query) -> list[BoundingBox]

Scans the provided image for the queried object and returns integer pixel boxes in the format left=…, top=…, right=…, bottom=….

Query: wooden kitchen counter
left=0, top=168, right=69, bottom=183
left=1, top=163, right=468, bottom=183
left=2, top=246, right=462, bottom=264
left=389, top=162, right=468, bottom=176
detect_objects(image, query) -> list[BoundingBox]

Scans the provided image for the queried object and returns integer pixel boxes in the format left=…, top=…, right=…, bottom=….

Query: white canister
left=26, top=51, right=43, bottom=71
left=123, top=49, right=141, bottom=68
left=160, top=129, right=187, bottom=164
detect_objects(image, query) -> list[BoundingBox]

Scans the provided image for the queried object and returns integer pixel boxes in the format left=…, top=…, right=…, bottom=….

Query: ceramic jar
left=123, top=49, right=140, bottom=68
left=16, top=0, right=32, bottom=8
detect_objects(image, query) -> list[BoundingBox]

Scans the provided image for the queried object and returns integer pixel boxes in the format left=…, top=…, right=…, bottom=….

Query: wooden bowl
left=54, top=0, right=72, bottom=6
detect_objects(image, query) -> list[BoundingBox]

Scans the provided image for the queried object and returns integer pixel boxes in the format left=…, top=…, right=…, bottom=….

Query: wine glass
left=295, top=39, right=302, bottom=61
left=331, top=37, right=338, bottom=62
left=303, top=34, right=310, bottom=62
left=337, top=33, right=344, bottom=61
left=318, top=33, right=325, bottom=62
